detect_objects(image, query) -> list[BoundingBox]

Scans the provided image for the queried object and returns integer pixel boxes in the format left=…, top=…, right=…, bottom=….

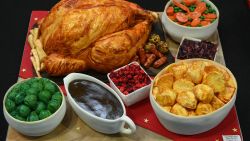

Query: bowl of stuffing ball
left=3, top=77, right=66, bottom=136
left=150, top=59, right=237, bottom=135
left=161, top=0, right=219, bottom=42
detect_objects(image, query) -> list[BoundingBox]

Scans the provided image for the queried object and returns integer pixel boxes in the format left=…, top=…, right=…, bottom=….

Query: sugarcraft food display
left=4, top=0, right=241, bottom=139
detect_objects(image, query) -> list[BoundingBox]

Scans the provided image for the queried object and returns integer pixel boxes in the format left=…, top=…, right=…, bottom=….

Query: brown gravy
left=68, top=79, right=123, bottom=120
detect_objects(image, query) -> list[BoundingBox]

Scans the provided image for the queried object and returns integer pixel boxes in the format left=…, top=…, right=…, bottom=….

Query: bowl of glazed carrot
left=161, top=0, right=219, bottom=42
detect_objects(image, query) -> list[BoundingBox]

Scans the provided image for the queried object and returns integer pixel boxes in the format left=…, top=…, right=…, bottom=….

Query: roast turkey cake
left=28, top=0, right=156, bottom=76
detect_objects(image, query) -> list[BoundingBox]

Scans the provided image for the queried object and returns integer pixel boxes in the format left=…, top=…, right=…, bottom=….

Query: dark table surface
left=0, top=0, right=250, bottom=140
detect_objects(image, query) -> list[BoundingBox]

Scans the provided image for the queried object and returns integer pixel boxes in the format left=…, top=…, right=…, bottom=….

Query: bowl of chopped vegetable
left=161, top=0, right=219, bottom=42
left=3, top=77, right=66, bottom=136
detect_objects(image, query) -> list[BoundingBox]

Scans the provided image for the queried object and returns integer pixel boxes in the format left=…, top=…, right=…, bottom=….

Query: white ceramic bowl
left=161, top=0, right=219, bottom=42
left=3, top=78, right=66, bottom=136
left=64, top=73, right=136, bottom=134
left=150, top=59, right=237, bottom=135
left=107, top=62, right=152, bottom=106
left=175, top=36, right=218, bottom=62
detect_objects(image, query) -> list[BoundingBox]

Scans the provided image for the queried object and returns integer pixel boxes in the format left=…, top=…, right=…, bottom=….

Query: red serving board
left=19, top=11, right=243, bottom=141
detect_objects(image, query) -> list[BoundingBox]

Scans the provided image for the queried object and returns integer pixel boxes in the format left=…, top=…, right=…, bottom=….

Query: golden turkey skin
left=39, top=0, right=155, bottom=76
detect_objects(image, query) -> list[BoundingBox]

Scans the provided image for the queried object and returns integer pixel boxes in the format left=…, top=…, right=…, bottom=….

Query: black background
left=0, top=0, right=250, bottom=140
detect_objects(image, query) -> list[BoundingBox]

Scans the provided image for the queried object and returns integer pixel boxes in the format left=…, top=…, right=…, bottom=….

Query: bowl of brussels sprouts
left=3, top=77, right=66, bottom=136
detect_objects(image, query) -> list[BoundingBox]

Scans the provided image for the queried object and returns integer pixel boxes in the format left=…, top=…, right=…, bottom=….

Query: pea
left=178, top=9, right=183, bottom=12
left=200, top=16, right=205, bottom=20
left=24, top=94, right=37, bottom=109
left=208, top=8, right=215, bottom=13
left=189, top=7, right=195, bottom=12
left=15, top=114, right=26, bottom=121
left=44, top=83, right=57, bottom=93
left=51, top=92, right=62, bottom=103
left=35, top=102, right=46, bottom=114
left=39, top=110, right=52, bottom=120
left=7, top=91, right=18, bottom=101
left=14, top=92, right=25, bottom=105
left=31, top=82, right=43, bottom=91
left=26, top=88, right=39, bottom=96
left=5, top=99, right=16, bottom=113
left=20, top=83, right=30, bottom=92
left=204, top=10, right=209, bottom=14
left=174, top=7, right=180, bottom=13
left=18, top=105, right=31, bottom=118
left=27, top=111, right=39, bottom=121
left=48, top=100, right=61, bottom=113
left=206, top=3, right=211, bottom=8
left=38, top=90, right=51, bottom=103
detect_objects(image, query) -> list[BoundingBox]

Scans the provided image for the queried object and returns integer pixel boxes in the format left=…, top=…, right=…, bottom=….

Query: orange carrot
left=183, top=0, right=197, bottom=6
left=176, top=12, right=189, bottom=23
left=195, top=0, right=201, bottom=4
left=191, top=18, right=201, bottom=27
left=195, top=2, right=207, bottom=13
left=183, top=21, right=191, bottom=26
left=204, top=18, right=213, bottom=22
left=166, top=6, right=174, bottom=15
left=200, top=21, right=210, bottom=26
left=204, top=13, right=217, bottom=19
left=173, top=0, right=190, bottom=13
left=168, top=15, right=176, bottom=21
left=188, top=11, right=201, bottom=19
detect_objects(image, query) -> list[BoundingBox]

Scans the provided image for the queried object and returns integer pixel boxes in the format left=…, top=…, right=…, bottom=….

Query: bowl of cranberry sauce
left=107, top=62, right=152, bottom=106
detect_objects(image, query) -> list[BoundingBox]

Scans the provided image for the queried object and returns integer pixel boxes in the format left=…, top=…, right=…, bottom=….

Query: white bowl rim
left=163, top=0, right=220, bottom=29
left=3, top=77, right=66, bottom=124
left=150, top=58, right=237, bottom=119
left=64, top=73, right=128, bottom=123
left=107, top=61, right=152, bottom=98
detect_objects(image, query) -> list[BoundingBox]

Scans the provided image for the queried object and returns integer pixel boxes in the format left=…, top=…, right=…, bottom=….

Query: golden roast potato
left=193, top=84, right=214, bottom=103
left=171, top=103, right=188, bottom=116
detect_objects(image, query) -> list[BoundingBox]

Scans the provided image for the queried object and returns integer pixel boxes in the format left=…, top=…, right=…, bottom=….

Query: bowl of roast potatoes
left=150, top=58, right=237, bottom=135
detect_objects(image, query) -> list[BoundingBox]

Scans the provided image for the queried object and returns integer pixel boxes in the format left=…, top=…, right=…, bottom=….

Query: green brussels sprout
left=26, top=87, right=39, bottom=96
left=7, top=91, right=18, bottom=101
left=20, top=83, right=30, bottom=92
left=11, top=84, right=21, bottom=92
left=31, top=82, right=43, bottom=91
left=51, top=92, right=62, bottom=103
left=39, top=110, right=52, bottom=120
left=5, top=99, right=16, bottom=113
left=35, top=101, right=46, bottom=114
left=24, top=94, right=37, bottom=108
left=27, top=78, right=39, bottom=84
left=44, top=83, right=57, bottom=93
left=14, top=92, right=26, bottom=105
left=10, top=110, right=18, bottom=117
left=38, top=90, right=52, bottom=103
left=157, top=41, right=169, bottom=54
left=149, top=34, right=161, bottom=44
left=47, top=100, right=61, bottom=113
left=27, top=111, right=39, bottom=121
left=41, top=78, right=50, bottom=85
left=18, top=105, right=31, bottom=118
left=14, top=114, right=26, bottom=121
